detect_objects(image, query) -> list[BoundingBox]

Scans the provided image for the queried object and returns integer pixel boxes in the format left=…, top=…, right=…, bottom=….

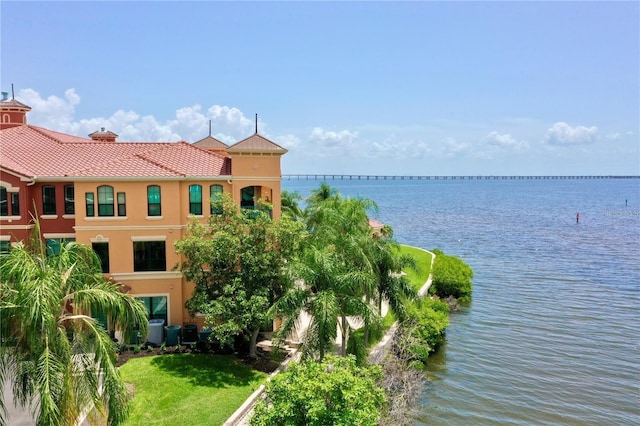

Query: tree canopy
left=175, top=193, right=304, bottom=357
left=250, top=355, right=386, bottom=426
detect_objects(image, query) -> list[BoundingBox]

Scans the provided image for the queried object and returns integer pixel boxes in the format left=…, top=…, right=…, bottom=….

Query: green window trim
left=85, top=192, right=95, bottom=217
left=189, top=184, right=202, bottom=215
left=210, top=184, right=223, bottom=214
left=147, top=185, right=161, bottom=216
left=117, top=192, right=126, bottom=216
left=64, top=185, right=75, bottom=215
left=97, top=185, right=114, bottom=217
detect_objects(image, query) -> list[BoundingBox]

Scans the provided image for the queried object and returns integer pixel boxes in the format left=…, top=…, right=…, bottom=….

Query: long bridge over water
left=283, top=174, right=639, bottom=181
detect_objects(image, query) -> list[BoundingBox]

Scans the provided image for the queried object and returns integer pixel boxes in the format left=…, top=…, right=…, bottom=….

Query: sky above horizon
left=2, top=1, right=638, bottom=176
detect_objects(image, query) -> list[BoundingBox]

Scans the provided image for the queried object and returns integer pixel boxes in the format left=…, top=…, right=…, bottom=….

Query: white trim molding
left=43, top=233, right=76, bottom=239
left=131, top=235, right=167, bottom=242
left=110, top=271, right=182, bottom=281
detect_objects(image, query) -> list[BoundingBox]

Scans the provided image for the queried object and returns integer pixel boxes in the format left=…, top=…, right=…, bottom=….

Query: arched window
left=97, top=185, right=114, bottom=216
left=210, top=184, right=223, bottom=214
left=147, top=185, right=161, bottom=216
left=189, top=184, right=202, bottom=215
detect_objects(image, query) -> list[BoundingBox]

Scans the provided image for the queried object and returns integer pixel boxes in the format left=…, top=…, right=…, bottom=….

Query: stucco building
left=0, top=96, right=287, bottom=337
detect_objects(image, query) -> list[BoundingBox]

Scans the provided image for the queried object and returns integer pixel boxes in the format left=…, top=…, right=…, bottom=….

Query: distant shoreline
left=283, top=174, right=640, bottom=181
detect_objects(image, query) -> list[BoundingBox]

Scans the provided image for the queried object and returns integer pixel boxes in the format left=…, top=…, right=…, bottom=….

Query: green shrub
left=430, top=249, right=473, bottom=302
left=396, top=298, right=449, bottom=364
left=251, top=355, right=386, bottom=426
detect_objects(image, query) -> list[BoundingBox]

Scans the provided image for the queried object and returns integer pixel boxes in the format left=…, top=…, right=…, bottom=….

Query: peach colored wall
left=230, top=154, right=283, bottom=177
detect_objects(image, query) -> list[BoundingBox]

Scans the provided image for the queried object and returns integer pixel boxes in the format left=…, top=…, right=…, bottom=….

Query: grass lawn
left=398, top=245, right=432, bottom=291
left=380, top=245, right=434, bottom=330
left=119, top=353, right=267, bottom=425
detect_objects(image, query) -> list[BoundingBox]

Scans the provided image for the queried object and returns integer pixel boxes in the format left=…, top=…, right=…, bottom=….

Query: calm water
left=283, top=178, right=640, bottom=426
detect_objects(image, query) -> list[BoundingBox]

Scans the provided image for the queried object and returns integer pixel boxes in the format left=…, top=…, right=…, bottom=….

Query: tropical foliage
left=429, top=249, right=474, bottom=302
left=174, top=193, right=304, bottom=357
left=0, top=225, right=148, bottom=426
left=250, top=355, right=386, bottom=426
left=271, top=183, right=416, bottom=360
left=395, top=298, right=450, bottom=364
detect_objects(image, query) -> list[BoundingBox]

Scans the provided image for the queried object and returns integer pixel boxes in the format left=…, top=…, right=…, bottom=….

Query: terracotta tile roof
left=227, top=133, right=287, bottom=154
left=0, top=125, right=231, bottom=180
left=0, top=99, right=31, bottom=110
left=368, top=218, right=385, bottom=229
left=193, top=135, right=229, bottom=150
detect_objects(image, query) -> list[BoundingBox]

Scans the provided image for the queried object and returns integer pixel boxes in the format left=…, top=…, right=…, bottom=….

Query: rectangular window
left=97, top=186, right=114, bottom=216
left=92, top=242, right=110, bottom=273
left=136, top=296, right=168, bottom=323
left=117, top=192, right=126, bottom=216
left=42, top=186, right=56, bottom=215
left=0, top=187, right=7, bottom=216
left=147, top=185, right=161, bottom=216
left=64, top=185, right=75, bottom=214
left=86, top=192, right=95, bottom=217
left=210, top=184, right=223, bottom=214
left=133, top=241, right=166, bottom=272
left=46, top=238, right=75, bottom=256
left=189, top=184, right=202, bottom=215
left=0, top=241, right=10, bottom=254
left=11, top=192, right=20, bottom=216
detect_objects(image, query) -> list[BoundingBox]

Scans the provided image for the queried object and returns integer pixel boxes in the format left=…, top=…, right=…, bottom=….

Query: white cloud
left=308, top=127, right=360, bottom=157
left=483, top=131, right=528, bottom=150
left=439, top=137, right=471, bottom=158
left=544, top=122, right=598, bottom=146
left=17, top=88, right=258, bottom=143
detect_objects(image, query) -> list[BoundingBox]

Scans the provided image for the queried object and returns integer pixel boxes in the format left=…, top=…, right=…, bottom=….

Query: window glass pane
left=117, top=192, right=126, bottom=216
left=92, top=242, right=110, bottom=273
left=189, top=185, right=202, bottom=215
left=46, top=238, right=75, bottom=256
left=42, top=186, right=56, bottom=215
left=86, top=192, right=95, bottom=217
left=241, top=186, right=255, bottom=208
left=11, top=192, right=20, bottom=216
left=64, top=185, right=75, bottom=214
left=210, top=185, right=223, bottom=214
left=133, top=241, right=166, bottom=272
left=147, top=185, right=161, bottom=216
left=0, top=241, right=10, bottom=254
left=135, top=296, right=168, bottom=323
left=97, top=186, right=114, bottom=216
left=0, top=187, right=7, bottom=216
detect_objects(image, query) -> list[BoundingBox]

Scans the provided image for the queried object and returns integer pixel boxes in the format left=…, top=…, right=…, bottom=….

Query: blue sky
left=2, top=1, right=638, bottom=176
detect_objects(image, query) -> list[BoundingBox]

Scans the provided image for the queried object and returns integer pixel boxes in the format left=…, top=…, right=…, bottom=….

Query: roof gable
left=226, top=133, right=287, bottom=154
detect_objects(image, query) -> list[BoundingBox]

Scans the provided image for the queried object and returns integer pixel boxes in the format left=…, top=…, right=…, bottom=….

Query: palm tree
left=272, top=244, right=376, bottom=360
left=369, top=230, right=417, bottom=321
left=272, top=185, right=380, bottom=359
left=280, top=190, right=305, bottom=222
left=0, top=224, right=148, bottom=426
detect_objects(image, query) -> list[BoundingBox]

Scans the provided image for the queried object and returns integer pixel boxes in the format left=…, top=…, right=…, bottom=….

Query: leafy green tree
left=0, top=225, right=148, bottom=426
left=175, top=193, right=303, bottom=357
left=250, top=355, right=386, bottom=426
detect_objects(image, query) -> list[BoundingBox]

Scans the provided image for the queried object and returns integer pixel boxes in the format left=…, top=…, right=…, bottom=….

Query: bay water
left=283, top=177, right=640, bottom=425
